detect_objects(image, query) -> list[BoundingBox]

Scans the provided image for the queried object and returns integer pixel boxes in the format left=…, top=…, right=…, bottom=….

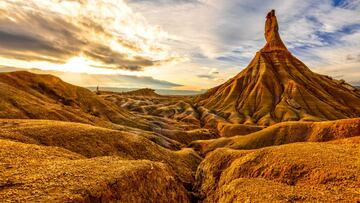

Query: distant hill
left=87, top=86, right=205, bottom=95
left=109, top=88, right=160, bottom=97
left=0, top=71, right=149, bottom=130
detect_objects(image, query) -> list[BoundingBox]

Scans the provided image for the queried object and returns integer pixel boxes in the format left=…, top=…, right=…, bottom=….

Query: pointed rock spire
left=195, top=10, right=360, bottom=126
left=261, top=10, right=288, bottom=52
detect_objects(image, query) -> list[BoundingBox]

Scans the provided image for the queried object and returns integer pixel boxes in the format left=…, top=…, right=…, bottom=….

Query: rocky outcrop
left=0, top=139, right=191, bottom=202
left=194, top=138, right=360, bottom=202
left=190, top=118, right=360, bottom=155
left=0, top=119, right=202, bottom=186
left=262, top=10, right=288, bottom=52
left=195, top=10, right=360, bottom=126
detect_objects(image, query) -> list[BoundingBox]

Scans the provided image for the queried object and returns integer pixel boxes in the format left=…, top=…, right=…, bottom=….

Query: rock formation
left=190, top=118, right=360, bottom=155
left=195, top=137, right=360, bottom=202
left=262, top=10, right=287, bottom=52
left=195, top=10, right=360, bottom=126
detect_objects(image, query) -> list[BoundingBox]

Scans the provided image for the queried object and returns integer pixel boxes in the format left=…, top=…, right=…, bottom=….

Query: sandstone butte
left=195, top=10, right=360, bottom=126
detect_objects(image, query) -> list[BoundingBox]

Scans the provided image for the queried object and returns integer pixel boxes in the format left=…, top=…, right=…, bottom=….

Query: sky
left=0, top=0, right=359, bottom=90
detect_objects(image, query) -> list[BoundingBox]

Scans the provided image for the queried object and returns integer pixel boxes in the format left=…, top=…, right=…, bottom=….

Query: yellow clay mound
left=195, top=138, right=360, bottom=202
left=190, top=118, right=360, bottom=155
left=0, top=119, right=202, bottom=185
left=0, top=139, right=190, bottom=202
left=0, top=71, right=149, bottom=130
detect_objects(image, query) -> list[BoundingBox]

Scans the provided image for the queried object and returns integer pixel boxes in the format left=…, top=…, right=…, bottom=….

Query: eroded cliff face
left=262, top=9, right=287, bottom=52
left=194, top=136, right=360, bottom=203
left=195, top=10, right=360, bottom=126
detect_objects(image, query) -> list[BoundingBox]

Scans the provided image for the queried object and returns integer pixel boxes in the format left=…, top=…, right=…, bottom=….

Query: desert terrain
left=0, top=10, right=360, bottom=203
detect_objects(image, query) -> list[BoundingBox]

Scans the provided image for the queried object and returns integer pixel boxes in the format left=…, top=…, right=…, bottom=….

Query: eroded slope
left=190, top=118, right=360, bottom=155
left=0, top=139, right=190, bottom=202
left=195, top=137, right=360, bottom=202
left=0, top=71, right=149, bottom=129
left=195, top=10, right=360, bottom=125
left=0, top=119, right=201, bottom=185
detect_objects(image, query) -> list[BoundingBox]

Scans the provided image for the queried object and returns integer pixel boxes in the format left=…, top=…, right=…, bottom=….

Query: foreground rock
left=190, top=118, right=360, bottom=155
left=0, top=140, right=190, bottom=202
left=0, top=119, right=202, bottom=186
left=195, top=137, right=360, bottom=202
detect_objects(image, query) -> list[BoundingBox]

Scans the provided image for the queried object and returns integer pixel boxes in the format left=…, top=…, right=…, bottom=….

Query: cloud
left=127, top=0, right=201, bottom=5
left=197, top=74, right=215, bottom=79
left=216, top=55, right=250, bottom=64
left=197, top=67, right=220, bottom=80
left=73, top=73, right=182, bottom=88
left=0, top=0, right=183, bottom=71
left=0, top=30, right=77, bottom=64
left=1, top=0, right=360, bottom=89
left=346, top=54, right=360, bottom=62
left=0, top=65, right=182, bottom=88
left=130, top=0, right=360, bottom=85
left=352, top=81, right=360, bottom=86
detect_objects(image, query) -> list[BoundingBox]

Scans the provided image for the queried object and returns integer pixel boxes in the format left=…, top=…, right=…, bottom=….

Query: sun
left=62, top=57, right=94, bottom=73
left=60, top=56, right=145, bottom=76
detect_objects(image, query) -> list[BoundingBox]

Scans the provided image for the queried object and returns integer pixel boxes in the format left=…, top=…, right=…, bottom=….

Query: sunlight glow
left=0, top=56, right=147, bottom=76
left=0, top=0, right=182, bottom=73
left=62, top=57, right=94, bottom=73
